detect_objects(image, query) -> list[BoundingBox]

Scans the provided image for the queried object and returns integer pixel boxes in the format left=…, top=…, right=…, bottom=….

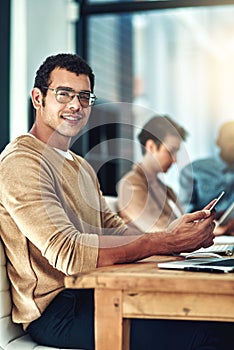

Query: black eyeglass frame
left=43, top=86, right=97, bottom=107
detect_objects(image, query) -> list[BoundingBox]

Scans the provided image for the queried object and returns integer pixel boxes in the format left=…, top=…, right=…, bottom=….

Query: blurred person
left=118, top=115, right=187, bottom=232
left=180, top=121, right=234, bottom=236
left=0, top=53, right=224, bottom=349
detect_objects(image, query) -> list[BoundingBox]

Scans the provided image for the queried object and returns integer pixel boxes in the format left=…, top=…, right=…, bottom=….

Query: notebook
left=158, top=257, right=234, bottom=273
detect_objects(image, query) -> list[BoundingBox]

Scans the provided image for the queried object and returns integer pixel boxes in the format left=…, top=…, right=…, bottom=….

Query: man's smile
left=61, top=113, right=84, bottom=122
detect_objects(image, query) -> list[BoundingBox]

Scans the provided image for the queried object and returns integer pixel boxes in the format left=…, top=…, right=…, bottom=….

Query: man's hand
left=98, top=209, right=216, bottom=267
left=165, top=210, right=216, bottom=253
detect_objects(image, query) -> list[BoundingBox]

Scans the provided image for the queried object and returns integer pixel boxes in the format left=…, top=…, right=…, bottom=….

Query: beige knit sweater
left=0, top=135, right=126, bottom=329
left=118, top=163, right=184, bottom=232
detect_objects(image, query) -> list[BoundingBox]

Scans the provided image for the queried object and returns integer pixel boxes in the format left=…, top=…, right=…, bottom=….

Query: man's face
left=152, top=135, right=181, bottom=172
left=217, top=125, right=234, bottom=165
left=32, top=67, right=92, bottom=142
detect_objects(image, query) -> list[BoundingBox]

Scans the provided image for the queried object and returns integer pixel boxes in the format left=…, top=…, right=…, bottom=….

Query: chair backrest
left=0, top=237, right=86, bottom=350
left=0, top=237, right=26, bottom=349
left=104, top=196, right=118, bottom=213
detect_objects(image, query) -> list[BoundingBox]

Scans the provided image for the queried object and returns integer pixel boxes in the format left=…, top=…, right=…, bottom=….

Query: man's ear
left=145, top=139, right=157, bottom=153
left=31, top=88, right=42, bottom=109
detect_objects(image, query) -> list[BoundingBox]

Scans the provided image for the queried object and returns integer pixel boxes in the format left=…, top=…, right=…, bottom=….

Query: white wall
left=10, top=0, right=78, bottom=140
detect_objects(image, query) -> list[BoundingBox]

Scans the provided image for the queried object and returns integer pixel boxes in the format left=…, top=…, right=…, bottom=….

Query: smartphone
left=209, top=191, right=225, bottom=213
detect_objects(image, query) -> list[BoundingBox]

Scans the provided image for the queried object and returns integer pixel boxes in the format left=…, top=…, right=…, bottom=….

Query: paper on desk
left=181, top=235, right=234, bottom=257
left=213, top=235, right=234, bottom=244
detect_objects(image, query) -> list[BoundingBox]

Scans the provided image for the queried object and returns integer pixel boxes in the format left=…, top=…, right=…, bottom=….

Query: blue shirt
left=179, top=156, right=234, bottom=213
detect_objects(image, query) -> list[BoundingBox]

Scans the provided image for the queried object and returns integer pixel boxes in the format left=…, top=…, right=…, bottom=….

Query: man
left=0, top=53, right=221, bottom=349
left=118, top=116, right=187, bottom=232
left=180, top=121, right=234, bottom=235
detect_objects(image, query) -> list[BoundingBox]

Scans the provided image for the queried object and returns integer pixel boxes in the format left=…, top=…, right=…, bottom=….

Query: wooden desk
left=65, top=256, right=234, bottom=350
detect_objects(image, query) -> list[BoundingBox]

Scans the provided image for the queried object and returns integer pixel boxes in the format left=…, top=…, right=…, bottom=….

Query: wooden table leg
left=94, top=289, right=130, bottom=350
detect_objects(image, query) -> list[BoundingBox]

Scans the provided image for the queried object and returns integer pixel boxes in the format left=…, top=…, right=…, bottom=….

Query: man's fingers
left=203, top=199, right=217, bottom=211
left=185, top=210, right=212, bottom=223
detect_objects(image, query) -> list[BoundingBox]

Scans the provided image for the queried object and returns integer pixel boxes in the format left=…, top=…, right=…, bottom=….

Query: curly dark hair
left=138, top=115, right=188, bottom=155
left=33, top=53, right=95, bottom=96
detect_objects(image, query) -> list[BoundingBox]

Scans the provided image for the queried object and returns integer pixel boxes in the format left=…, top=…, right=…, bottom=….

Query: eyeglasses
left=44, top=87, right=97, bottom=108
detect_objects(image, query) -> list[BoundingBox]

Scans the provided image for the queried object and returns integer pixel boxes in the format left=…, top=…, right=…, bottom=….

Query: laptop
left=158, top=257, right=234, bottom=273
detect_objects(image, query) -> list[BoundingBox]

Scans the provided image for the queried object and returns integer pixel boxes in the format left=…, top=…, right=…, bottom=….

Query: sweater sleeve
left=0, top=149, right=99, bottom=274
left=78, top=157, right=128, bottom=236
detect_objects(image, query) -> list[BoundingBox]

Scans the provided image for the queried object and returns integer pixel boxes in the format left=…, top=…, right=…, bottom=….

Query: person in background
left=0, top=53, right=225, bottom=349
left=118, top=115, right=187, bottom=232
left=179, top=121, right=234, bottom=236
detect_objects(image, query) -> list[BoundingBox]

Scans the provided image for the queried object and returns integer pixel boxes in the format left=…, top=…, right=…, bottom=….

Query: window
left=74, top=2, right=234, bottom=194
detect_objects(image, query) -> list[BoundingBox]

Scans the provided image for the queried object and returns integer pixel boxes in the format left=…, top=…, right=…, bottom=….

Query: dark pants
left=27, top=289, right=233, bottom=350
